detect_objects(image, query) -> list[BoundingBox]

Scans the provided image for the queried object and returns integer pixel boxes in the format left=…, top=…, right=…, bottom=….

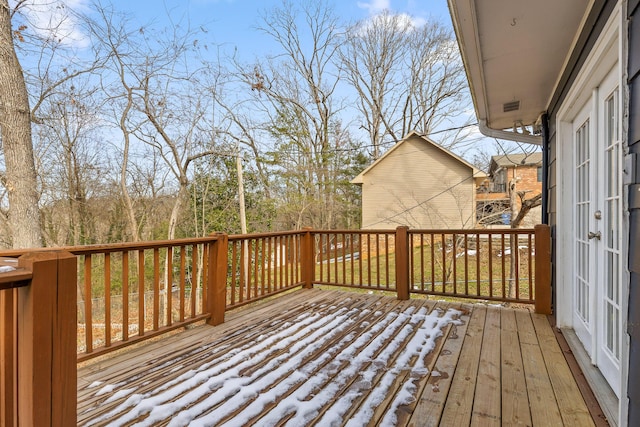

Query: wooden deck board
left=531, top=314, right=594, bottom=426
left=516, top=309, right=564, bottom=426
left=77, top=290, right=599, bottom=426
left=471, top=305, right=501, bottom=426
left=500, top=308, right=531, bottom=426
left=407, top=303, right=470, bottom=427
left=439, top=305, right=486, bottom=427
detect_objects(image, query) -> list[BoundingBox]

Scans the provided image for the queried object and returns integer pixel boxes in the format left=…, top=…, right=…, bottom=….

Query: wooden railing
left=313, top=229, right=397, bottom=292
left=308, top=226, right=551, bottom=311
left=0, top=252, right=77, bottom=426
left=0, top=236, right=228, bottom=362
left=227, top=231, right=305, bottom=309
left=69, top=237, right=224, bottom=361
left=0, top=226, right=551, bottom=360
left=407, top=228, right=537, bottom=303
left=0, top=225, right=551, bottom=426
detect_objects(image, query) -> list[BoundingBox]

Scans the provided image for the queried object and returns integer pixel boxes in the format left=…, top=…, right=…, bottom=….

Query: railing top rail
left=0, top=235, right=221, bottom=257
left=311, top=229, right=396, bottom=235
left=228, top=230, right=305, bottom=240
left=409, top=228, right=536, bottom=235
left=0, top=258, right=32, bottom=290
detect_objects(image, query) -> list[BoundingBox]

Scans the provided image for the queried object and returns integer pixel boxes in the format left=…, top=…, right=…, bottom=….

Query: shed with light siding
left=352, top=132, right=483, bottom=230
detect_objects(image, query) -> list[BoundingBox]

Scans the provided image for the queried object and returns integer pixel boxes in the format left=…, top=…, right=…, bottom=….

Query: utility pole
left=236, top=152, right=250, bottom=295
left=236, top=152, right=247, bottom=234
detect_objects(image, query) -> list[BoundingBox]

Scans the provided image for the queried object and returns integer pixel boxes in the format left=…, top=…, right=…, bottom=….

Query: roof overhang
left=447, top=0, right=592, bottom=143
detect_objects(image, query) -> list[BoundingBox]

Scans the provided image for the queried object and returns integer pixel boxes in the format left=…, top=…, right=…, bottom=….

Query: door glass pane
left=575, top=120, right=590, bottom=324
left=603, top=88, right=620, bottom=361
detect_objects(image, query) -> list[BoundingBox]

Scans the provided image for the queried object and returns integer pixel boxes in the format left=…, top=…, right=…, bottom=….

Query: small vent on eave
left=503, top=101, right=520, bottom=112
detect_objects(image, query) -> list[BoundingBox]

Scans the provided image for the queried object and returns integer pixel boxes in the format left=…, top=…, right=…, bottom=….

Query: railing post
left=534, top=224, right=552, bottom=314
left=17, top=251, right=77, bottom=426
left=301, top=227, right=314, bottom=289
left=1, top=287, right=16, bottom=427
left=396, top=226, right=410, bottom=300
left=208, top=233, right=228, bottom=326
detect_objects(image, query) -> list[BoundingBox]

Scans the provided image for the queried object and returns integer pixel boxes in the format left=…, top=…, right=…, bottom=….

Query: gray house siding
left=542, top=0, right=640, bottom=422
left=544, top=0, right=614, bottom=326
left=627, top=0, right=640, bottom=424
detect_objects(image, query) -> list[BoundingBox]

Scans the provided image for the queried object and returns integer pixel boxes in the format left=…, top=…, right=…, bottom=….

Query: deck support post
left=16, top=251, right=77, bottom=427
left=534, top=224, right=552, bottom=314
left=396, top=226, right=410, bottom=300
left=208, top=233, right=229, bottom=326
left=301, top=227, right=314, bottom=289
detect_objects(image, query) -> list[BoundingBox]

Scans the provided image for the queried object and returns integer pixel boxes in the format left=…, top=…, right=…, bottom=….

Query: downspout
left=540, top=113, right=550, bottom=225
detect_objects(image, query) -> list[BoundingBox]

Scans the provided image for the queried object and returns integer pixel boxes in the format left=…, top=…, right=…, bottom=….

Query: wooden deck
left=77, top=289, right=596, bottom=426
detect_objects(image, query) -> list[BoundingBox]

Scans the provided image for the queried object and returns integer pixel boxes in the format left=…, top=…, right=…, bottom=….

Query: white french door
left=571, top=65, right=622, bottom=396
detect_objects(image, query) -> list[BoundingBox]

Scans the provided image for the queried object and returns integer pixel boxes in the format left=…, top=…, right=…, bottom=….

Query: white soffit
left=448, top=0, right=591, bottom=130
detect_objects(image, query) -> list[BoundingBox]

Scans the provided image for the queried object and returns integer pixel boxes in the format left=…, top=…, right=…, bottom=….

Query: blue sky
left=12, top=0, right=531, bottom=163
left=107, top=0, right=454, bottom=59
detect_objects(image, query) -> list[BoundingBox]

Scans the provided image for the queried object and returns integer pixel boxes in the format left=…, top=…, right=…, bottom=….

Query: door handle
left=588, top=231, right=601, bottom=240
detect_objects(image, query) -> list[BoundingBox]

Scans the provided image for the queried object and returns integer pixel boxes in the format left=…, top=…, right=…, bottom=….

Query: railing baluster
left=375, top=234, right=380, bottom=287
left=260, top=238, right=266, bottom=296
left=254, top=239, right=260, bottom=298
left=153, top=248, right=159, bottom=330
left=420, top=234, right=424, bottom=292
left=230, top=242, right=237, bottom=305
left=350, top=234, right=355, bottom=286
left=104, top=253, right=111, bottom=348
left=476, top=233, right=481, bottom=296
left=191, top=244, right=198, bottom=318
left=385, top=234, right=390, bottom=289
left=528, top=233, right=534, bottom=300
left=138, top=249, right=145, bottom=336
left=453, top=233, right=458, bottom=295
left=166, top=247, right=172, bottom=327
left=179, top=246, right=186, bottom=322
left=202, top=243, right=209, bottom=312
left=267, top=237, right=272, bottom=294
left=515, top=232, right=521, bottom=300
left=464, top=234, right=469, bottom=296
left=122, top=252, right=129, bottom=341
left=501, top=234, right=506, bottom=299
left=488, top=235, right=493, bottom=298
left=441, top=233, right=446, bottom=294
left=84, top=255, right=92, bottom=353
left=358, top=234, right=363, bottom=287
left=430, top=233, right=435, bottom=293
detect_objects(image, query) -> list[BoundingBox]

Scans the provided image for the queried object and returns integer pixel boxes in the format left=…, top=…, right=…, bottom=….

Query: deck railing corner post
left=395, top=226, right=410, bottom=300
left=16, top=250, right=77, bottom=426
left=208, top=233, right=228, bottom=326
left=534, top=224, right=552, bottom=315
left=301, top=227, right=314, bottom=289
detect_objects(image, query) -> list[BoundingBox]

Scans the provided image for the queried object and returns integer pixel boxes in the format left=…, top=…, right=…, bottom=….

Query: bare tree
left=231, top=0, right=355, bottom=229
left=0, top=0, right=43, bottom=248
left=341, top=12, right=471, bottom=153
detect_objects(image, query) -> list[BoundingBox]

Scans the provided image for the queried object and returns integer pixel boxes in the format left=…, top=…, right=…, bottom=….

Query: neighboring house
left=477, top=153, right=543, bottom=227
left=448, top=0, right=639, bottom=424
left=351, top=131, right=484, bottom=230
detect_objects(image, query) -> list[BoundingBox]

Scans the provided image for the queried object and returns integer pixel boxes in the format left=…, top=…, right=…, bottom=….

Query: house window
left=537, top=166, right=542, bottom=182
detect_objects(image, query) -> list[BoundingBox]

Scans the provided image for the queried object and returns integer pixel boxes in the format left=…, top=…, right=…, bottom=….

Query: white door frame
left=555, top=2, right=629, bottom=422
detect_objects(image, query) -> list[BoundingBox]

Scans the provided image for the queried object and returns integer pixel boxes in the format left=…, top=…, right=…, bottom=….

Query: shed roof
left=351, top=131, right=485, bottom=184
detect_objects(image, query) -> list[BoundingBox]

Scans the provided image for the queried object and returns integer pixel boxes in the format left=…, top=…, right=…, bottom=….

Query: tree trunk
left=0, top=0, right=43, bottom=249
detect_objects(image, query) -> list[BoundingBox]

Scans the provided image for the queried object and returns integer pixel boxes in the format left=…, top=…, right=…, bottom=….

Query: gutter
left=478, top=119, right=543, bottom=146
left=477, top=118, right=547, bottom=225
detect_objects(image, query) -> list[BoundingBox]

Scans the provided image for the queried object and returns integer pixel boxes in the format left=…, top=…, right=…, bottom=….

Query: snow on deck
left=78, top=289, right=597, bottom=426
left=78, top=290, right=464, bottom=426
